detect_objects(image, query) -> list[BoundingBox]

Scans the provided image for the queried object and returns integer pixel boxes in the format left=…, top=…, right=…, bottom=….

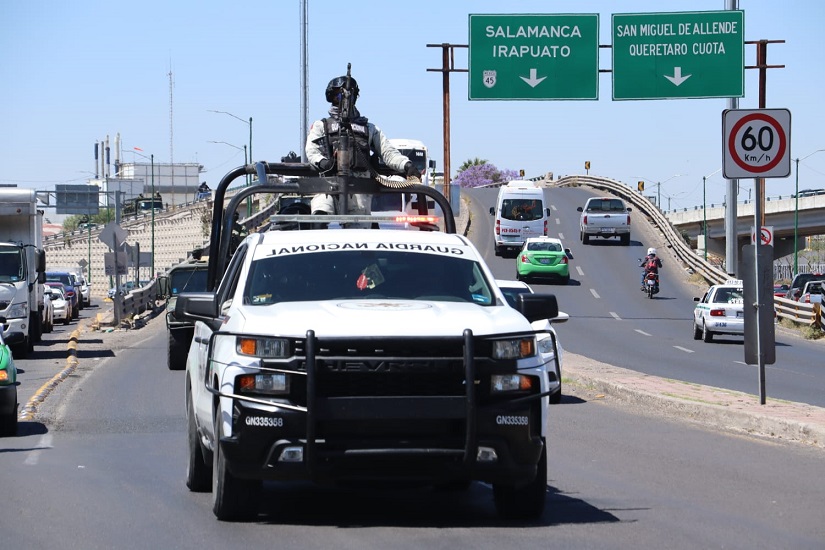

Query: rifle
left=335, top=63, right=354, bottom=214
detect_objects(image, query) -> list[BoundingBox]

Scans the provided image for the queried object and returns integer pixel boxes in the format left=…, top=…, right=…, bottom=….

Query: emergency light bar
left=268, top=214, right=440, bottom=225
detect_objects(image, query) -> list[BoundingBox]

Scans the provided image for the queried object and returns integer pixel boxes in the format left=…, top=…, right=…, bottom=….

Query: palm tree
left=457, top=158, right=488, bottom=173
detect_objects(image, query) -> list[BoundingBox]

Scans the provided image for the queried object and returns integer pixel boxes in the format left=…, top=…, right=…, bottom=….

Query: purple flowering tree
left=453, top=162, right=520, bottom=188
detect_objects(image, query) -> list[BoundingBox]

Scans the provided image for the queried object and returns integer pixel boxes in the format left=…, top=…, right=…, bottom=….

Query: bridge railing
left=555, top=174, right=824, bottom=331
left=556, top=175, right=730, bottom=285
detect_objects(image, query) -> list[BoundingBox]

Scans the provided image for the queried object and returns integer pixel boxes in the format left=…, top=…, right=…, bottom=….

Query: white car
left=41, top=284, right=54, bottom=334
left=496, top=279, right=568, bottom=404
left=693, top=279, right=744, bottom=342
left=75, top=275, right=91, bottom=307
left=45, top=286, right=71, bottom=325
left=177, top=225, right=561, bottom=521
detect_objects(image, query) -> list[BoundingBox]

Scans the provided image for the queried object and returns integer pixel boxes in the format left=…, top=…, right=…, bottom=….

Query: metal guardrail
left=112, top=280, right=160, bottom=325
left=555, top=174, right=824, bottom=330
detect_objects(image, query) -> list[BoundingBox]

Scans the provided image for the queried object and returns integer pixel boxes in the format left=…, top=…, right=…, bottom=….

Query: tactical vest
left=323, top=118, right=371, bottom=171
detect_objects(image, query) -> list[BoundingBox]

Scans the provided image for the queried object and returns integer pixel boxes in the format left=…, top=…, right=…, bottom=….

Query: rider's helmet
left=325, top=76, right=359, bottom=105
left=647, top=247, right=656, bottom=256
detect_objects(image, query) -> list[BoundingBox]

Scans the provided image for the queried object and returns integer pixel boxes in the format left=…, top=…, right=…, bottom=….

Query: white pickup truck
left=577, top=196, right=632, bottom=246
left=176, top=162, right=561, bottom=522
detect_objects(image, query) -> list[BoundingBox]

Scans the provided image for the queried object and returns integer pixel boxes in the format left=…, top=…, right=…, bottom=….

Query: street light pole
left=702, top=168, right=722, bottom=261
left=793, top=149, right=825, bottom=276
left=150, top=153, right=155, bottom=277
left=208, top=110, right=253, bottom=214
left=209, top=140, right=249, bottom=216
left=656, top=174, right=682, bottom=211
left=133, top=148, right=155, bottom=278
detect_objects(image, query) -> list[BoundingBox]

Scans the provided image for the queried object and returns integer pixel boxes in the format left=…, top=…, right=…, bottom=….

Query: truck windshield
left=371, top=193, right=404, bottom=212
left=244, top=251, right=493, bottom=306
left=170, top=269, right=208, bottom=295
left=587, top=199, right=626, bottom=212
left=396, top=148, right=427, bottom=173
left=0, top=247, right=24, bottom=282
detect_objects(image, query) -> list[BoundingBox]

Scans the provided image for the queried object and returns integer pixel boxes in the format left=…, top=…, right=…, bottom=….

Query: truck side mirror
left=36, top=249, right=46, bottom=272
left=489, top=207, right=494, bottom=215
left=157, top=276, right=170, bottom=298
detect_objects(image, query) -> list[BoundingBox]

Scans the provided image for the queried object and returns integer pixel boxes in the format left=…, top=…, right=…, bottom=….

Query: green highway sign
left=469, top=14, right=599, bottom=100
left=612, top=10, right=744, bottom=100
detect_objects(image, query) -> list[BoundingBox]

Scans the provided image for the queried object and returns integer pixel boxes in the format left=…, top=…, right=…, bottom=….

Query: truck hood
left=0, top=283, right=23, bottom=302
left=232, top=300, right=532, bottom=338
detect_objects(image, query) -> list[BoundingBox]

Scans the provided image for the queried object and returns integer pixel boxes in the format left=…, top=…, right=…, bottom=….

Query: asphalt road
left=3, top=315, right=823, bottom=549
left=466, top=186, right=825, bottom=409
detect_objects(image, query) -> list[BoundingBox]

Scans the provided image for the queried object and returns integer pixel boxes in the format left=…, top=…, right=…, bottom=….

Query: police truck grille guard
left=208, top=329, right=549, bottom=468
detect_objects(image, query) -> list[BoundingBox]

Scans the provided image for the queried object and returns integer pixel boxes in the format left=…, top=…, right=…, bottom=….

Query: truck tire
left=32, top=312, right=43, bottom=342
left=0, top=400, right=17, bottom=437
left=11, top=340, right=28, bottom=360
left=185, top=388, right=211, bottom=492
left=621, top=234, right=630, bottom=246
left=212, top=410, right=260, bottom=521
left=581, top=232, right=590, bottom=245
left=493, top=438, right=547, bottom=519
left=167, top=328, right=192, bottom=371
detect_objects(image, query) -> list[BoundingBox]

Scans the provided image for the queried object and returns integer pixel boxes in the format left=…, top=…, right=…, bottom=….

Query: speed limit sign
left=723, top=109, right=791, bottom=179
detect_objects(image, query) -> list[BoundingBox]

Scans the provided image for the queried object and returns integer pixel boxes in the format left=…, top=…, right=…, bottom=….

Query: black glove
left=404, top=161, right=417, bottom=179
left=318, top=158, right=333, bottom=172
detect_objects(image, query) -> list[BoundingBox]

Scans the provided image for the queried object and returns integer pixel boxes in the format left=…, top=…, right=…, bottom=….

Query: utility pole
left=427, top=43, right=468, bottom=209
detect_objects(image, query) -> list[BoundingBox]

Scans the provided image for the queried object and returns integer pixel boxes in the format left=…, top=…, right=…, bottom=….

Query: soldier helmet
left=325, top=75, right=359, bottom=104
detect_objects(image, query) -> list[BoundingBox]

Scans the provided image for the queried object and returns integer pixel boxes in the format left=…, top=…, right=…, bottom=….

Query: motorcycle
left=644, top=271, right=659, bottom=299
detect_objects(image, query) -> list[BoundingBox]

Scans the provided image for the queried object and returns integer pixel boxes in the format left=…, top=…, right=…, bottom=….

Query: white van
left=489, top=181, right=551, bottom=256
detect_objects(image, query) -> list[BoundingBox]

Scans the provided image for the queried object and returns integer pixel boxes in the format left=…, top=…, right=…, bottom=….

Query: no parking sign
left=750, top=226, right=773, bottom=246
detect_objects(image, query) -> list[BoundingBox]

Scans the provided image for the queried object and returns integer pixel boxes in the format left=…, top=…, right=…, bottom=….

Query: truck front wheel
left=493, top=438, right=547, bottom=519
left=212, top=411, right=261, bottom=521
left=185, top=388, right=211, bottom=492
left=167, top=328, right=192, bottom=371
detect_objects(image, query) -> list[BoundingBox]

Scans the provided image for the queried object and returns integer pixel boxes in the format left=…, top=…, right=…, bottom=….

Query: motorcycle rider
left=640, top=247, right=663, bottom=291
left=305, top=74, right=416, bottom=226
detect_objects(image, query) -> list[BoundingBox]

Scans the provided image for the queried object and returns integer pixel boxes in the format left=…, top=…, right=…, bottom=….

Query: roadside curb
left=18, top=323, right=83, bottom=421
left=564, top=352, right=825, bottom=449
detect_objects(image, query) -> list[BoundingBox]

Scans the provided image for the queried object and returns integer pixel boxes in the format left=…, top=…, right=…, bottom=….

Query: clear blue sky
left=2, top=0, right=823, bottom=216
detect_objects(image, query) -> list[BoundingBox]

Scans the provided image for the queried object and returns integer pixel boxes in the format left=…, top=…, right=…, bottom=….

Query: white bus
left=389, top=138, right=436, bottom=187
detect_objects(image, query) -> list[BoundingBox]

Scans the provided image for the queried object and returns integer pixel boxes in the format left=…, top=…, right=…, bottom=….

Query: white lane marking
left=635, top=329, right=650, bottom=336
left=576, top=266, right=584, bottom=276
left=551, top=204, right=557, bottom=211
left=555, top=218, right=560, bottom=224
left=611, top=312, right=622, bottom=321
left=673, top=346, right=695, bottom=353
left=558, top=232, right=565, bottom=240
left=590, top=288, right=600, bottom=299
left=24, top=434, right=53, bottom=466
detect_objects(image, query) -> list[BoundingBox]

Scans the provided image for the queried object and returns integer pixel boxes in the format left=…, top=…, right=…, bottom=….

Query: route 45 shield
left=483, top=70, right=496, bottom=89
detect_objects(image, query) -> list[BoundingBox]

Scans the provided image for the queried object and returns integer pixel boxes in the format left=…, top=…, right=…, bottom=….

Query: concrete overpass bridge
left=665, top=193, right=825, bottom=260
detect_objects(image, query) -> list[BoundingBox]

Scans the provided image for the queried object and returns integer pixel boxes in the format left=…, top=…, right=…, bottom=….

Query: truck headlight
left=5, top=302, right=27, bottom=319
left=491, top=374, right=534, bottom=393
left=492, top=338, right=534, bottom=359
left=236, top=337, right=289, bottom=358
left=238, top=373, right=289, bottom=395
left=537, top=336, right=555, bottom=355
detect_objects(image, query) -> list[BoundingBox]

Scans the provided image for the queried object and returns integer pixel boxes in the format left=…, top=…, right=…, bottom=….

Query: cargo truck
left=0, top=187, right=46, bottom=358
